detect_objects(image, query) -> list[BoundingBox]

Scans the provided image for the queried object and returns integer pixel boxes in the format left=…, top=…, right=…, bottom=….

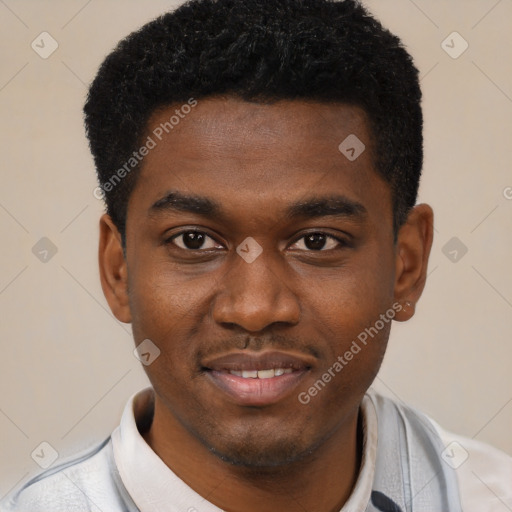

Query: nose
left=212, top=247, right=301, bottom=333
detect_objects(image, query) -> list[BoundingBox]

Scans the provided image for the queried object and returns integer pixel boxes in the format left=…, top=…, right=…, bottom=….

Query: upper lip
left=202, top=350, right=316, bottom=372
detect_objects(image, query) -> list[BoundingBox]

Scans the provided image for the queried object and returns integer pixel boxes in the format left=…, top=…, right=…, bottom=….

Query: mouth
left=225, top=368, right=295, bottom=378
left=201, top=350, right=315, bottom=406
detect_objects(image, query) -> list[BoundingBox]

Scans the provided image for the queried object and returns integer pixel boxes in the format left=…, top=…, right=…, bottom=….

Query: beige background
left=1, top=0, right=511, bottom=497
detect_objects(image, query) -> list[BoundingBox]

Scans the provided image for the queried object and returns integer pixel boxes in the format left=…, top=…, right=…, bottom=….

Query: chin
left=201, top=427, right=324, bottom=469
left=208, top=443, right=313, bottom=468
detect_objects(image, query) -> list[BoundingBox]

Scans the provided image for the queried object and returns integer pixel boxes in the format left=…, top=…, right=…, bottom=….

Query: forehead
left=145, top=97, right=372, bottom=166
left=129, top=97, right=391, bottom=231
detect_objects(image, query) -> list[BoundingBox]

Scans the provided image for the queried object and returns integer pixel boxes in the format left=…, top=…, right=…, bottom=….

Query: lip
left=202, top=349, right=316, bottom=372
left=202, top=350, right=315, bottom=406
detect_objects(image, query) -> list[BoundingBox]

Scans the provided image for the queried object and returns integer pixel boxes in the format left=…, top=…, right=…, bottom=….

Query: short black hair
left=84, top=0, right=422, bottom=240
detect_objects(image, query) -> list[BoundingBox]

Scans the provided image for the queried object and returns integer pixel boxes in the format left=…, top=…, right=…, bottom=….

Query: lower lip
left=206, top=370, right=308, bottom=406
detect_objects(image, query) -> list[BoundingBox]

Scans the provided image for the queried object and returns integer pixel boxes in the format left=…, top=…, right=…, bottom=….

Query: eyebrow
left=149, top=190, right=221, bottom=218
left=149, top=190, right=367, bottom=222
left=285, top=195, right=367, bottom=221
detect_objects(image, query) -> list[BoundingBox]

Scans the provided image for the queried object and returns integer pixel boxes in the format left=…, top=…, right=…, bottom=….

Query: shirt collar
left=111, top=386, right=378, bottom=512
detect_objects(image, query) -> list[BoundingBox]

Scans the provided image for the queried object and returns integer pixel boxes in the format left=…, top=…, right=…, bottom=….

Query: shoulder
left=365, top=388, right=512, bottom=510
left=431, top=418, right=512, bottom=511
left=0, top=437, right=128, bottom=512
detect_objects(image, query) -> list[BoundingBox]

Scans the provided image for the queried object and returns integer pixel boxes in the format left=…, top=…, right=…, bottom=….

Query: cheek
left=308, top=254, right=395, bottom=327
left=129, top=261, right=200, bottom=331
left=128, top=271, right=201, bottom=395
left=303, top=286, right=392, bottom=411
left=127, top=262, right=219, bottom=378
left=302, top=250, right=395, bottom=377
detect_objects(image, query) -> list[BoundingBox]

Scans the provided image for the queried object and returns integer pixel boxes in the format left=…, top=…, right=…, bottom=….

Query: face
left=100, top=97, right=432, bottom=467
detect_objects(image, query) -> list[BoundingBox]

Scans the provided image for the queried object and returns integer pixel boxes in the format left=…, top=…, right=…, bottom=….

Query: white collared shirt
left=2, top=387, right=512, bottom=511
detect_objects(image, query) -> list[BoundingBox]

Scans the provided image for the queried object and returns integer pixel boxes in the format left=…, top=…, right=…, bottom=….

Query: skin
left=99, top=97, right=433, bottom=512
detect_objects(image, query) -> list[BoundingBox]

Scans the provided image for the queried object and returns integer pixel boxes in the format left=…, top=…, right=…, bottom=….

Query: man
left=1, top=0, right=511, bottom=510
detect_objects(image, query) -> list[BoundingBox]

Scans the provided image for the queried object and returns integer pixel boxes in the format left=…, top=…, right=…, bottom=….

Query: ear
left=98, top=213, right=132, bottom=323
left=393, top=204, right=434, bottom=322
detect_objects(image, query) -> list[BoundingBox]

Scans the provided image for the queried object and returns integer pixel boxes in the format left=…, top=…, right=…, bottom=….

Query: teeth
left=229, top=368, right=294, bottom=378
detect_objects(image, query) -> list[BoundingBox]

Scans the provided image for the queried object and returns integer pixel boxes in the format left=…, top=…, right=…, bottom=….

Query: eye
left=167, top=230, right=222, bottom=251
left=289, top=232, right=347, bottom=251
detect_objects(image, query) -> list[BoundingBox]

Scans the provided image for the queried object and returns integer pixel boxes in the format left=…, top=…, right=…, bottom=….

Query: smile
left=202, top=350, right=315, bottom=406
left=228, top=368, right=294, bottom=378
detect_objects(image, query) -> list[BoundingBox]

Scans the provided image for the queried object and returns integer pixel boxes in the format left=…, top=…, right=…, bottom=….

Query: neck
left=142, top=394, right=363, bottom=512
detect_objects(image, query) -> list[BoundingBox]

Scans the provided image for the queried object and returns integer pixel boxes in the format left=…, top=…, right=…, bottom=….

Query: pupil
left=305, top=233, right=326, bottom=250
left=184, top=232, right=205, bottom=249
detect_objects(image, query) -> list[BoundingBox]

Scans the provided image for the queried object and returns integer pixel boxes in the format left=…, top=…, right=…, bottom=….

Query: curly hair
left=84, top=0, right=422, bottom=240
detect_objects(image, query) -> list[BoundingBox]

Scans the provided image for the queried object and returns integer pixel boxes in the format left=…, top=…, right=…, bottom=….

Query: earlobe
left=393, top=204, right=434, bottom=322
left=98, top=213, right=132, bottom=323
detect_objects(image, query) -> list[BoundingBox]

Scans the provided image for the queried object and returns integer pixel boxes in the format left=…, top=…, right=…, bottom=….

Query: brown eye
left=168, top=231, right=220, bottom=250
left=289, top=233, right=345, bottom=251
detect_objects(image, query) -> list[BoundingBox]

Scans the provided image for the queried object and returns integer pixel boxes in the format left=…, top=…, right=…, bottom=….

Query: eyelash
left=165, top=229, right=349, bottom=252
